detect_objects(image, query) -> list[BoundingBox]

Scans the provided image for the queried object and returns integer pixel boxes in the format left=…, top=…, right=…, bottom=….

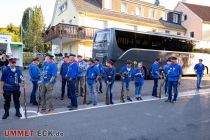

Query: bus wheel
left=204, top=66, right=208, bottom=76
left=143, top=66, right=148, bottom=80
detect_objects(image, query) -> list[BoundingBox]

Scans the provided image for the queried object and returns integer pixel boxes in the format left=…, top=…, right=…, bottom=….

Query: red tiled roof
left=182, top=2, right=210, bottom=22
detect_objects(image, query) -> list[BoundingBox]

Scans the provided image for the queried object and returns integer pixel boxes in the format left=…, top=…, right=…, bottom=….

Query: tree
left=0, top=23, right=20, bottom=42
left=20, top=8, right=33, bottom=39
left=22, top=6, right=45, bottom=53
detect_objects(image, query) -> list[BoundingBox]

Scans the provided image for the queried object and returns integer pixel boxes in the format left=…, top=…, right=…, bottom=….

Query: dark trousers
left=76, top=76, right=84, bottom=94
left=168, top=81, right=178, bottom=101
left=61, top=78, right=69, bottom=98
left=3, top=90, right=21, bottom=113
left=68, top=79, right=78, bottom=107
left=152, top=78, right=158, bottom=96
left=98, top=78, right=103, bottom=92
left=30, top=81, right=38, bottom=103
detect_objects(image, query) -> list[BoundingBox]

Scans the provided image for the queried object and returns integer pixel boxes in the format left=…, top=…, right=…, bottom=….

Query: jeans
left=76, top=76, right=84, bottom=94
left=61, top=78, right=69, bottom=98
left=152, top=78, right=158, bottom=96
left=168, top=81, right=178, bottom=101
left=196, top=74, right=202, bottom=89
left=68, top=79, right=78, bottom=107
left=30, top=81, right=38, bottom=103
left=135, top=84, right=143, bottom=97
left=88, top=81, right=98, bottom=103
left=3, top=90, right=21, bottom=112
left=164, top=80, right=169, bottom=94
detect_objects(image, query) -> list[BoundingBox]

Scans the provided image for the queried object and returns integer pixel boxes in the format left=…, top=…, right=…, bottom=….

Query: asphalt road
left=0, top=90, right=210, bottom=140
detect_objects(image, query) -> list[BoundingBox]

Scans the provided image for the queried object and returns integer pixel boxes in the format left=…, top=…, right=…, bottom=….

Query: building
left=0, top=34, right=23, bottom=67
left=45, top=0, right=186, bottom=57
left=175, top=2, right=210, bottom=41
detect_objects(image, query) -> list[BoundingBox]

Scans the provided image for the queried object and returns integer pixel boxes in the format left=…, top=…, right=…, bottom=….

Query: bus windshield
left=94, top=31, right=110, bottom=43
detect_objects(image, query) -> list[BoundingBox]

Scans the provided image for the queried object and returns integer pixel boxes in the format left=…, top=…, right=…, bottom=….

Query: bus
left=92, top=28, right=210, bottom=78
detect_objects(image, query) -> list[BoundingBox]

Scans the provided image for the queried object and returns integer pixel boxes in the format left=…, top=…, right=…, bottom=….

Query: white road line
left=20, top=106, right=25, bottom=119
left=25, top=90, right=210, bottom=119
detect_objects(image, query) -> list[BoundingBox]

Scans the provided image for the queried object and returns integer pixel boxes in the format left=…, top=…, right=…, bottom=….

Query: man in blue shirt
left=0, top=58, right=24, bottom=119
left=95, top=58, right=104, bottom=94
left=194, top=59, right=205, bottom=89
left=163, top=59, right=172, bottom=97
left=133, top=62, right=145, bottom=100
left=60, top=55, right=70, bottom=100
left=151, top=58, right=161, bottom=97
left=86, top=58, right=100, bottom=106
left=165, top=57, right=182, bottom=103
left=66, top=54, right=78, bottom=110
left=29, top=57, right=41, bottom=105
left=76, top=55, right=87, bottom=97
left=41, top=53, right=57, bottom=113
left=120, top=60, right=134, bottom=102
left=104, top=59, right=116, bottom=104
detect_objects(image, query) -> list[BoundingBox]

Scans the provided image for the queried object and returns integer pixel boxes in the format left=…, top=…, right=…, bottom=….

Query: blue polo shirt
left=42, top=62, right=57, bottom=84
left=1, top=66, right=23, bottom=91
left=194, top=64, right=205, bottom=75
left=60, top=62, right=70, bottom=78
left=67, top=62, right=78, bottom=79
left=29, top=63, right=41, bottom=82
left=151, top=63, right=160, bottom=79
left=168, top=64, right=182, bottom=82
left=86, top=65, right=100, bottom=85
left=120, top=66, right=134, bottom=82
left=77, top=60, right=87, bottom=77
left=133, top=68, right=145, bottom=85
left=104, top=66, right=116, bottom=83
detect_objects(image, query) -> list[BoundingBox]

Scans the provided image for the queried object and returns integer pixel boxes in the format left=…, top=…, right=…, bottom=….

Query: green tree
left=20, top=8, right=33, bottom=39
left=0, top=23, right=20, bottom=42
left=22, top=6, right=45, bottom=53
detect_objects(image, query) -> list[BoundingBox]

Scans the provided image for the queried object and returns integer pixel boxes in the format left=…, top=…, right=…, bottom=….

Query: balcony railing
left=44, top=23, right=98, bottom=42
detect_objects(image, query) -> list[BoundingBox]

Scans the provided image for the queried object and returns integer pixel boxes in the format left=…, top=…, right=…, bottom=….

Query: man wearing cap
left=0, top=58, right=24, bottom=119
left=194, top=59, right=205, bottom=89
left=76, top=55, right=87, bottom=97
left=67, top=53, right=78, bottom=110
left=165, top=57, right=182, bottom=103
left=120, top=60, right=134, bottom=102
left=86, top=58, right=100, bottom=106
left=29, top=57, right=41, bottom=105
left=151, top=58, right=161, bottom=97
left=60, top=55, right=70, bottom=100
left=95, top=57, right=104, bottom=94
left=104, top=60, right=116, bottom=104
left=41, top=53, right=57, bottom=113
left=163, top=59, right=172, bottom=96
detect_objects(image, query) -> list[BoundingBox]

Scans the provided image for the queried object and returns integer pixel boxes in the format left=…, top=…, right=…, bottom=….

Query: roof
left=72, top=0, right=185, bottom=31
left=182, top=2, right=210, bottom=22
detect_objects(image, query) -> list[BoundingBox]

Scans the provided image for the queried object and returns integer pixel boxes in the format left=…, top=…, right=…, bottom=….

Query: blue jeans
left=88, top=81, right=98, bottom=103
left=152, top=78, right=158, bottom=96
left=61, top=78, right=69, bottom=98
left=68, top=79, right=78, bottom=107
left=135, top=84, right=143, bottom=97
left=30, top=81, right=38, bottom=103
left=165, top=80, right=169, bottom=94
left=196, top=74, right=202, bottom=89
left=168, top=81, right=178, bottom=101
left=121, top=80, right=130, bottom=90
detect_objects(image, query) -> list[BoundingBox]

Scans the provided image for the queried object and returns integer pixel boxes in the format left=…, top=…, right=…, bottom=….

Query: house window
left=161, top=11, right=167, bottom=21
left=190, top=32, right=194, bottom=38
left=104, top=0, right=112, bottom=9
left=177, top=32, right=181, bottom=35
left=149, top=8, right=155, bottom=19
left=58, top=0, right=68, bottom=14
left=173, top=14, right=178, bottom=23
left=152, top=29, right=157, bottom=32
left=121, top=3, right=127, bottom=13
left=181, top=14, right=187, bottom=21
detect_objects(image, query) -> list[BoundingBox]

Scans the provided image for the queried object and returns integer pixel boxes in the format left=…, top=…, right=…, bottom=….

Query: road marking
left=24, top=89, right=210, bottom=119
left=20, top=106, right=25, bottom=119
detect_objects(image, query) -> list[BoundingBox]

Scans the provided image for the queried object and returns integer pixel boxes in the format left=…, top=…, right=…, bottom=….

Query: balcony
left=44, top=23, right=98, bottom=43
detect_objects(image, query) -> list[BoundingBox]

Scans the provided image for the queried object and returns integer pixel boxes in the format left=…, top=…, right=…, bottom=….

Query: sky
left=0, top=0, right=210, bottom=28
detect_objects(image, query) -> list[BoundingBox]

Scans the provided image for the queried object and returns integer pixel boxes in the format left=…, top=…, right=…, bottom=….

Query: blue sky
left=0, top=0, right=210, bottom=28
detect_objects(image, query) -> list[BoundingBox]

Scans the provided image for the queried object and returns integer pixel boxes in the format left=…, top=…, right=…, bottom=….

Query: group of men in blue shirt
left=0, top=52, right=205, bottom=119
